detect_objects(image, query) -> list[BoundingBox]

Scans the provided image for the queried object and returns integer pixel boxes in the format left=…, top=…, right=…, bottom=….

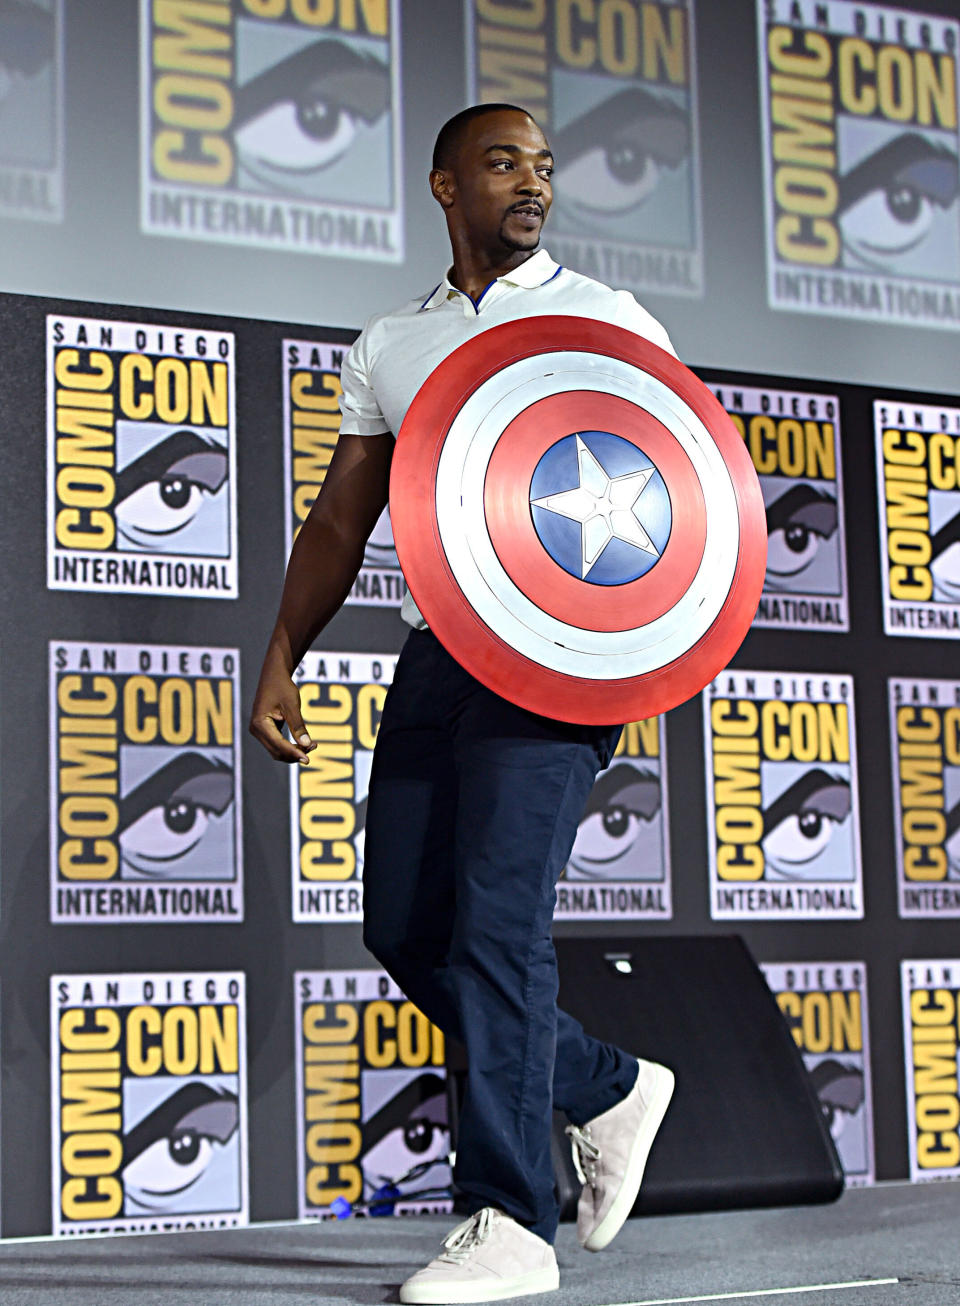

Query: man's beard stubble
left=498, top=221, right=542, bottom=253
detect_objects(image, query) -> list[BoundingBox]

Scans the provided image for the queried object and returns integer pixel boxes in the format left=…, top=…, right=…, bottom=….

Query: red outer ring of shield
left=390, top=316, right=767, bottom=725
left=482, top=391, right=706, bottom=633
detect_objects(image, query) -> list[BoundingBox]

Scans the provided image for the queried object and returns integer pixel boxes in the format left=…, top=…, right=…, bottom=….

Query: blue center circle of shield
left=530, top=430, right=672, bottom=584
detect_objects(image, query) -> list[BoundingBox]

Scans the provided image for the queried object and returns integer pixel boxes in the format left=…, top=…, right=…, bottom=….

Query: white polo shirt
left=338, top=248, right=676, bottom=629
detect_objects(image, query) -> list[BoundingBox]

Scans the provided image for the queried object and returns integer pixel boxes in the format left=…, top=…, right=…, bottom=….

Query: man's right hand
left=248, top=648, right=317, bottom=765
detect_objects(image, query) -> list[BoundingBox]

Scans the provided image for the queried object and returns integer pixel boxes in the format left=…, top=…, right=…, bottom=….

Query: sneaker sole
left=582, top=1061, right=676, bottom=1253
left=399, top=1263, right=560, bottom=1303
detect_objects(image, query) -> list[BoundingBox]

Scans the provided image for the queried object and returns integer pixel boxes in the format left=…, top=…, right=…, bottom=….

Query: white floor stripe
left=608, top=1278, right=900, bottom=1306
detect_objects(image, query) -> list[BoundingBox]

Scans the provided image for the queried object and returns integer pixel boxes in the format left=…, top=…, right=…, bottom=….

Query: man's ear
left=430, top=167, right=456, bottom=210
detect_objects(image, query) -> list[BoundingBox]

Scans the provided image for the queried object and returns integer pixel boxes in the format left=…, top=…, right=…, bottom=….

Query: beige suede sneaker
left=566, top=1058, right=675, bottom=1252
left=398, top=1207, right=559, bottom=1304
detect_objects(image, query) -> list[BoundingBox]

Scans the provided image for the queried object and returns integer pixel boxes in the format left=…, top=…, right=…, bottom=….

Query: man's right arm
left=248, top=429, right=394, bottom=764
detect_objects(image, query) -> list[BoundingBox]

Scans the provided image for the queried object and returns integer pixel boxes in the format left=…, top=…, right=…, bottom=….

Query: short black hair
left=432, top=103, right=537, bottom=171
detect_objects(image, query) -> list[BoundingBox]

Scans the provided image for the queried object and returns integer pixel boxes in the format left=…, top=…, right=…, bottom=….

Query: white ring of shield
left=434, top=351, right=741, bottom=680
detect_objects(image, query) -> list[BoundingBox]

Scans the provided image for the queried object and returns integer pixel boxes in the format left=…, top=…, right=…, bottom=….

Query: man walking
left=250, top=103, right=674, bottom=1304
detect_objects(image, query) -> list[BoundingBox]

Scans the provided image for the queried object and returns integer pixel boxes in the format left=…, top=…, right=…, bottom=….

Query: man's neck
left=447, top=246, right=538, bottom=301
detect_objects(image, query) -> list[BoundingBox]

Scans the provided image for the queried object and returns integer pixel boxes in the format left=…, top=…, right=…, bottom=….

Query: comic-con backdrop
left=0, top=0, right=959, bottom=1239
left=0, top=285, right=958, bottom=1235
left=1, top=0, right=959, bottom=394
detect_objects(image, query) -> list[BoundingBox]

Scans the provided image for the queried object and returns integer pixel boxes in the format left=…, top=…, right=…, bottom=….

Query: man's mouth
left=508, top=202, right=544, bottom=223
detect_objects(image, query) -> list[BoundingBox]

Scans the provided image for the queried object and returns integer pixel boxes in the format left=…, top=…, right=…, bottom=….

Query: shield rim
left=390, top=315, right=766, bottom=725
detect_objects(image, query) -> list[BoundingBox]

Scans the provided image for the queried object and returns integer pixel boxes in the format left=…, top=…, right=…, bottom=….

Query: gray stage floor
left=0, top=1180, right=956, bottom=1306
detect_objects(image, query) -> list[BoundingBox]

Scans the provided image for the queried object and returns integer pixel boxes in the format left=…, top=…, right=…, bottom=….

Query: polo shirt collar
left=418, top=249, right=560, bottom=311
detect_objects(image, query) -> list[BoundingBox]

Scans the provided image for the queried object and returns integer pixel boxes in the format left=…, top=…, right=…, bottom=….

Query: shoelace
left=438, top=1208, right=496, bottom=1264
left=565, top=1123, right=601, bottom=1187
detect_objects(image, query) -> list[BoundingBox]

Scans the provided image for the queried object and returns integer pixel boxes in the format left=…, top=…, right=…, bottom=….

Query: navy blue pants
left=362, top=630, right=638, bottom=1243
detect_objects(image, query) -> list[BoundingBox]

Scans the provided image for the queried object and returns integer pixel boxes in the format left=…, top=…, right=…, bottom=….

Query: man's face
left=448, top=110, right=554, bottom=254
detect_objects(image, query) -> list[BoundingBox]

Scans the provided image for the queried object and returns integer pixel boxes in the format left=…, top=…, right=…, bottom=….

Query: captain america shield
left=390, top=316, right=766, bottom=724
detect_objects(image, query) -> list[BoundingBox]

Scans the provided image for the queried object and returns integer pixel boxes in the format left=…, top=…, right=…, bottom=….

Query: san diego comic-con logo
left=51, top=972, right=247, bottom=1236
left=704, top=670, right=863, bottom=921
left=295, top=970, right=452, bottom=1219
left=468, top=0, right=703, bottom=297
left=901, top=960, right=960, bottom=1181
left=557, top=715, right=672, bottom=920
left=0, top=0, right=63, bottom=221
left=763, top=961, right=875, bottom=1186
left=283, top=338, right=406, bottom=607
left=47, top=315, right=237, bottom=598
left=142, top=0, right=403, bottom=261
left=50, top=641, right=243, bottom=924
left=711, top=382, right=849, bottom=632
left=758, top=0, right=960, bottom=330
left=290, top=652, right=395, bottom=925
left=890, top=677, right=960, bottom=918
left=876, top=400, right=960, bottom=637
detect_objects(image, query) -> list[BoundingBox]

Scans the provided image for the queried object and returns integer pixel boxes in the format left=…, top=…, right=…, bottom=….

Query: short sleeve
left=613, top=290, right=678, bottom=359
left=338, top=325, right=391, bottom=437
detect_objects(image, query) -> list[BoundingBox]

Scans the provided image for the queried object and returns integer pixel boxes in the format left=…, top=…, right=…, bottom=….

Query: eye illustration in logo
left=115, top=430, right=228, bottom=553
left=552, top=88, right=690, bottom=229
left=235, top=39, right=390, bottom=194
left=0, top=0, right=54, bottom=108
left=567, top=762, right=662, bottom=881
left=122, top=1081, right=239, bottom=1214
left=764, top=484, right=838, bottom=591
left=352, top=789, right=368, bottom=879
left=945, top=801, right=960, bottom=879
left=762, top=768, right=852, bottom=880
left=930, top=508, right=960, bottom=603
left=363, top=505, right=399, bottom=570
left=119, top=753, right=234, bottom=879
left=361, top=1073, right=450, bottom=1213
left=838, top=132, right=959, bottom=274
left=809, top=1058, right=865, bottom=1144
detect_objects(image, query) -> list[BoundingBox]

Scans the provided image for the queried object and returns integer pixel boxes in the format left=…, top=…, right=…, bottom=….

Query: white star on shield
left=531, top=435, right=660, bottom=580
